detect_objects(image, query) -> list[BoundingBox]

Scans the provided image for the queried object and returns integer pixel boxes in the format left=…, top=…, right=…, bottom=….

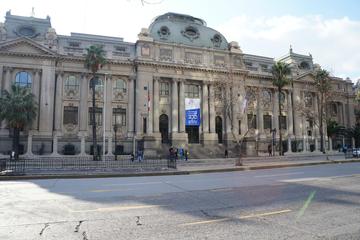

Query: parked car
left=352, top=148, right=360, bottom=157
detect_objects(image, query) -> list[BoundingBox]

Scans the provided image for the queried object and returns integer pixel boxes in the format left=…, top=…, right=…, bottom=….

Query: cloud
left=216, top=15, right=360, bottom=81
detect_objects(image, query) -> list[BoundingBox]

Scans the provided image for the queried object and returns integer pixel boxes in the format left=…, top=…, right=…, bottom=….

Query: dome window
left=181, top=26, right=199, bottom=41
left=299, top=61, right=310, bottom=70
left=211, top=34, right=222, bottom=47
left=158, top=26, right=170, bottom=40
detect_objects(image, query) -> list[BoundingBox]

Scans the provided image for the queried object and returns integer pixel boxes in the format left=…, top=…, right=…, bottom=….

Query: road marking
left=180, top=209, right=292, bottom=226
left=70, top=205, right=164, bottom=213
left=102, top=181, right=163, bottom=187
left=89, top=188, right=128, bottom=193
left=297, top=191, right=316, bottom=219
left=254, top=172, right=304, bottom=178
left=280, top=177, right=331, bottom=183
left=210, top=188, right=233, bottom=192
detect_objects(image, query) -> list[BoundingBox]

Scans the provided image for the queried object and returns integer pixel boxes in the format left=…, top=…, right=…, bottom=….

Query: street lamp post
left=113, top=124, right=118, bottom=161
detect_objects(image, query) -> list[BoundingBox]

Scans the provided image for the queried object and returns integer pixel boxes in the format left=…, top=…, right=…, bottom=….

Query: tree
left=314, top=69, right=332, bottom=153
left=0, top=84, right=37, bottom=159
left=85, top=45, right=106, bottom=161
left=346, top=124, right=360, bottom=148
left=212, top=60, right=255, bottom=165
left=271, top=61, right=291, bottom=156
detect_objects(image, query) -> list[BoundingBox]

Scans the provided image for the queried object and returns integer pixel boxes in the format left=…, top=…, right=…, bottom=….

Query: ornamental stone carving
left=45, top=27, right=58, bottom=49
left=0, top=22, right=6, bottom=41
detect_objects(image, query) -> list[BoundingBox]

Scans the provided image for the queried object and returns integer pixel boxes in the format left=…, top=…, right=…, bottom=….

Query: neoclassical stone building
left=0, top=11, right=356, bottom=158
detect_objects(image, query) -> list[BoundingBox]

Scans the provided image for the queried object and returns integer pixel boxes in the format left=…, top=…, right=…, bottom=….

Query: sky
left=1, top=0, right=360, bottom=81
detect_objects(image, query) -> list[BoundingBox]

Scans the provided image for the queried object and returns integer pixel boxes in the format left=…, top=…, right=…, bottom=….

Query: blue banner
left=185, top=98, right=200, bottom=126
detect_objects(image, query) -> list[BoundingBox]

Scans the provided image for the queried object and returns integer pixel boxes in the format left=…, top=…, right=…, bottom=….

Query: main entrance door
left=215, top=116, right=223, bottom=143
left=159, top=114, right=169, bottom=143
left=186, top=126, right=199, bottom=143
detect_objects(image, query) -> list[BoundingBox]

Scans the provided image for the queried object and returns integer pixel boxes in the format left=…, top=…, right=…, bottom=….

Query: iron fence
left=0, top=156, right=176, bottom=176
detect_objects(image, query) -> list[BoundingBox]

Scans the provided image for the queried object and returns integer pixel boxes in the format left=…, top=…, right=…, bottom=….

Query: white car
left=352, top=148, right=360, bottom=157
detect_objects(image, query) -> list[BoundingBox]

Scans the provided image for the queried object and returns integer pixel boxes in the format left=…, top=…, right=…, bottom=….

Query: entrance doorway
left=186, top=126, right=199, bottom=143
left=215, top=116, right=223, bottom=143
left=159, top=114, right=169, bottom=143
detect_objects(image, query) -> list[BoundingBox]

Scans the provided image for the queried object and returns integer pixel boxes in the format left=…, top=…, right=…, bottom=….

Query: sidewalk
left=1, top=153, right=360, bottom=180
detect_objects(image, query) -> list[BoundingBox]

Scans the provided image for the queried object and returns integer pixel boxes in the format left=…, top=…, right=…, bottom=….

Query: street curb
left=1, top=159, right=359, bottom=181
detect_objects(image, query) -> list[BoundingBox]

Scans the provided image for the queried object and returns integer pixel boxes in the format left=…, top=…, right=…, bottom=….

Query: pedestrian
left=175, top=148, right=178, bottom=160
left=169, top=146, right=173, bottom=161
left=179, top=148, right=184, bottom=161
left=268, top=144, right=272, bottom=156
left=130, top=153, right=134, bottom=162
left=185, top=150, right=188, bottom=161
left=224, top=149, right=228, bottom=158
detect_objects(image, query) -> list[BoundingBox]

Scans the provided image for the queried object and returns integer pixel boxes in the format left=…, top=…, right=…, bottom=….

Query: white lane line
left=280, top=177, right=332, bottom=183
left=69, top=204, right=165, bottom=213
left=102, top=181, right=163, bottom=187
left=254, top=172, right=304, bottom=178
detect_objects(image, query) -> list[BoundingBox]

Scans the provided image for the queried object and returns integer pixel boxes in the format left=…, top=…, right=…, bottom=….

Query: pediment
left=294, top=71, right=315, bottom=82
left=0, top=37, right=57, bottom=57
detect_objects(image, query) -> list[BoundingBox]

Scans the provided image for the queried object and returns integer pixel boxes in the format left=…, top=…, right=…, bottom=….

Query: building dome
left=148, top=12, right=229, bottom=50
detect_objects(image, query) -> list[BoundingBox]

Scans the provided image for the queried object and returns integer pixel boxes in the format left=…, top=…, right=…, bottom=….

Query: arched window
left=114, top=79, right=127, bottom=93
left=262, top=90, right=271, bottom=103
left=89, top=78, right=103, bottom=93
left=64, top=75, right=79, bottom=92
left=15, top=71, right=32, bottom=88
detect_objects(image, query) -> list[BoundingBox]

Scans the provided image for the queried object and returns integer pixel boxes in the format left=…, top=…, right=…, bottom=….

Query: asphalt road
left=0, top=163, right=360, bottom=240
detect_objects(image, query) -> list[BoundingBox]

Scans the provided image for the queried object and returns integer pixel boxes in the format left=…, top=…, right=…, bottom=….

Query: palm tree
left=85, top=45, right=106, bottom=161
left=271, top=61, right=291, bottom=156
left=346, top=124, right=360, bottom=148
left=314, top=69, right=331, bottom=153
left=0, top=84, right=37, bottom=159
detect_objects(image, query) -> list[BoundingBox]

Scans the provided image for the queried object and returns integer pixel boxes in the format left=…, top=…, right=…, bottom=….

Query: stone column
left=341, top=102, right=346, bottom=127
left=258, top=91, right=264, bottom=138
left=179, top=79, right=186, bottom=133
left=54, top=73, right=63, bottom=132
left=80, top=134, right=86, bottom=155
left=32, top=70, right=41, bottom=130
left=231, top=87, right=239, bottom=136
left=147, top=77, right=153, bottom=135
left=202, top=83, right=209, bottom=133
left=52, top=134, right=59, bottom=155
left=171, top=78, right=178, bottom=133
left=153, top=77, right=160, bottom=133
left=127, top=76, right=135, bottom=136
left=293, top=88, right=301, bottom=137
left=225, top=86, right=231, bottom=134
left=25, top=132, right=33, bottom=156
left=273, top=91, right=279, bottom=135
left=79, top=74, right=88, bottom=132
left=313, top=93, right=319, bottom=136
left=1, top=67, right=12, bottom=131
left=287, top=91, right=294, bottom=137
left=240, top=84, right=247, bottom=136
left=209, top=84, right=216, bottom=133
left=105, top=75, right=112, bottom=133
left=107, top=136, right=112, bottom=156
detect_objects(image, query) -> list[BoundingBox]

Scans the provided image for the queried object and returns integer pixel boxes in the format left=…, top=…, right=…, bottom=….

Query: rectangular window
left=279, top=115, right=287, bottom=130
left=63, top=106, right=78, bottom=125
left=113, top=108, right=126, bottom=126
left=160, top=82, right=170, bottom=96
left=263, top=115, right=272, bottom=129
left=247, top=114, right=257, bottom=129
left=185, top=84, right=199, bottom=98
left=238, top=120, right=241, bottom=134
left=88, top=107, right=103, bottom=126
left=143, top=117, right=147, bottom=134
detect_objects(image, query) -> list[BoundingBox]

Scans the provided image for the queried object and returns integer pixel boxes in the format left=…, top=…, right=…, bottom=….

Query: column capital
left=55, top=71, right=64, bottom=76
left=153, top=76, right=161, bottom=82
left=3, top=66, right=14, bottom=73
left=129, top=75, right=136, bottom=81
left=202, top=80, right=211, bottom=86
left=173, top=77, right=184, bottom=83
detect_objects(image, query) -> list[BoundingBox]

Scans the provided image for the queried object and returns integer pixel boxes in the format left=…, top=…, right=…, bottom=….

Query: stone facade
left=0, top=11, right=357, bottom=158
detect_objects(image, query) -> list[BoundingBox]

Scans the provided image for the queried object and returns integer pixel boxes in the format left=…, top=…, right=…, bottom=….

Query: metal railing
left=0, top=157, right=177, bottom=176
